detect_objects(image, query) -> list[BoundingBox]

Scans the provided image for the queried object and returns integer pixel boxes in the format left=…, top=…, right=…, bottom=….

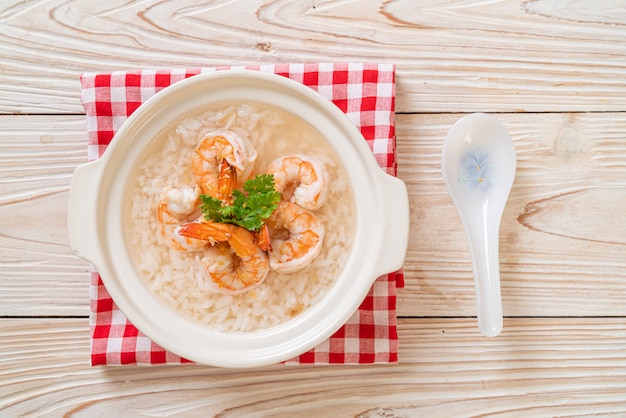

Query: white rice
left=127, top=100, right=355, bottom=332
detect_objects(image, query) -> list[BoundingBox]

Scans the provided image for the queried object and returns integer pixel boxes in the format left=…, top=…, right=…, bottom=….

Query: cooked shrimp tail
left=256, top=223, right=272, bottom=252
left=192, top=131, right=257, bottom=198
left=218, top=159, right=237, bottom=203
left=177, top=220, right=232, bottom=243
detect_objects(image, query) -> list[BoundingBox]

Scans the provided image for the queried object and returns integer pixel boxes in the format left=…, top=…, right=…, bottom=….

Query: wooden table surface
left=2, top=1, right=626, bottom=416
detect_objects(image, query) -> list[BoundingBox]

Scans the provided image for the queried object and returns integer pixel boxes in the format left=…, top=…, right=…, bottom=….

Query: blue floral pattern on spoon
left=459, top=148, right=494, bottom=192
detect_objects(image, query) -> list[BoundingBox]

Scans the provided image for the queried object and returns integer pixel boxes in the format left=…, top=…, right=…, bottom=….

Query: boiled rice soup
left=127, top=100, right=355, bottom=332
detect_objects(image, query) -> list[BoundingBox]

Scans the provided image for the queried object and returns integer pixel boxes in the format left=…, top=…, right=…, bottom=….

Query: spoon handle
left=466, top=212, right=503, bottom=337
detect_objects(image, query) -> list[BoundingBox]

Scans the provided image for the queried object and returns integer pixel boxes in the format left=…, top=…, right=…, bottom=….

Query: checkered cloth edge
left=81, top=62, right=404, bottom=366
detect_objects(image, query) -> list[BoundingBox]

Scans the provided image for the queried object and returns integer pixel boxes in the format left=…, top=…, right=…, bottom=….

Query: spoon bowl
left=441, top=113, right=516, bottom=337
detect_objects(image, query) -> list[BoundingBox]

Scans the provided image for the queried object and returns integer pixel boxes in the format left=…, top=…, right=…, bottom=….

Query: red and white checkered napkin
left=80, top=63, right=404, bottom=366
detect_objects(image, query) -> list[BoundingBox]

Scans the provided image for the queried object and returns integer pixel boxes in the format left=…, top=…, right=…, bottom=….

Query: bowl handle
left=67, top=161, right=103, bottom=267
left=373, top=172, right=410, bottom=278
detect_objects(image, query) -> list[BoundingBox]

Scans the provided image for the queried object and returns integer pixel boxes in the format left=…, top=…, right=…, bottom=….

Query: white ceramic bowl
left=68, top=70, right=409, bottom=367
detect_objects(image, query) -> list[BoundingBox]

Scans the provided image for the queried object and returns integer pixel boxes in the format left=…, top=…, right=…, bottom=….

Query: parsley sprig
left=200, top=174, right=281, bottom=231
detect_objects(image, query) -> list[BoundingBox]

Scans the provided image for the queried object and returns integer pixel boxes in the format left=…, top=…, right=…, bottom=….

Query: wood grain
left=1, top=113, right=625, bottom=317
left=2, top=2, right=626, bottom=415
left=1, top=0, right=626, bottom=114
left=0, top=116, right=90, bottom=316
left=1, top=318, right=625, bottom=417
left=398, top=112, right=626, bottom=317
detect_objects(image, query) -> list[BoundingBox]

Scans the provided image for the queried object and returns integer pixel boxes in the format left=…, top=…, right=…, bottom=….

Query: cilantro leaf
left=200, top=195, right=226, bottom=223
left=200, top=174, right=281, bottom=231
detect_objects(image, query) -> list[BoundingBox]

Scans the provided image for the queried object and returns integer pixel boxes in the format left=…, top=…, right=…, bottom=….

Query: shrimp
left=156, top=185, right=208, bottom=252
left=177, top=221, right=270, bottom=294
left=191, top=130, right=257, bottom=198
left=266, top=154, right=327, bottom=211
left=265, top=200, right=324, bottom=273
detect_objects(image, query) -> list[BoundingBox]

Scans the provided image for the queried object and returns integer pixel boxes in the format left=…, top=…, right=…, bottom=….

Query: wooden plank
left=1, top=113, right=626, bottom=316
left=1, top=0, right=626, bottom=114
left=1, top=317, right=625, bottom=416
left=398, top=112, right=626, bottom=317
left=0, top=116, right=90, bottom=316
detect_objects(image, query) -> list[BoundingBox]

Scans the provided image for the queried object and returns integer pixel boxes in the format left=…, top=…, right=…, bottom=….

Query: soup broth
left=127, top=100, right=355, bottom=332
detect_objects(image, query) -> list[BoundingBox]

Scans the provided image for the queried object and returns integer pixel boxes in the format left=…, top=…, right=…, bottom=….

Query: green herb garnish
left=200, top=174, right=281, bottom=231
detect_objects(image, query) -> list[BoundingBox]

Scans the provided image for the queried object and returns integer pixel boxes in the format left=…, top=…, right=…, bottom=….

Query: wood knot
left=254, top=42, right=273, bottom=53
left=555, top=124, right=587, bottom=164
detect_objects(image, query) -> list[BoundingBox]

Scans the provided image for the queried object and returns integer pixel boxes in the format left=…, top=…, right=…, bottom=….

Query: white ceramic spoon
left=441, top=113, right=516, bottom=337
